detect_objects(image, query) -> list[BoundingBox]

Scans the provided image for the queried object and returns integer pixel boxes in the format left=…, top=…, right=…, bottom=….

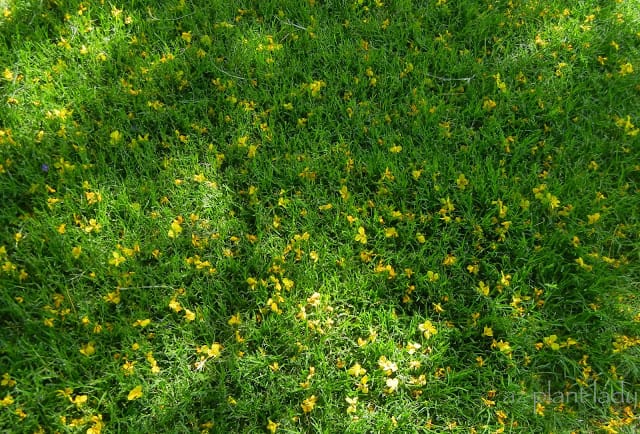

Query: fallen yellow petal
left=127, top=385, right=143, bottom=401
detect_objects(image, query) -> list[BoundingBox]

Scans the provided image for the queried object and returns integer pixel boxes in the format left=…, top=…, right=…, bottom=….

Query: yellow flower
left=482, top=397, right=495, bottom=407
left=406, top=341, right=421, bottom=354
left=409, top=374, right=426, bottom=386
left=197, top=343, right=223, bottom=360
left=377, top=356, right=398, bottom=375
left=339, top=185, right=349, bottom=201
left=110, top=130, right=122, bottom=143
left=545, top=192, right=560, bottom=209
left=565, top=337, right=578, bottom=347
left=619, top=62, right=633, bottom=76
left=57, top=388, right=73, bottom=400
left=456, top=173, right=469, bottom=189
left=300, top=395, right=318, bottom=413
left=575, top=257, right=592, bottom=272
left=419, top=320, right=438, bottom=339
left=543, top=335, right=560, bottom=350
left=85, top=191, right=102, bottom=204
left=168, top=298, right=182, bottom=312
left=228, top=313, right=242, bottom=326
left=168, top=217, right=183, bottom=238
left=493, top=73, right=507, bottom=92
left=426, top=270, right=439, bottom=282
left=493, top=339, right=512, bottom=354
left=587, top=213, right=600, bottom=224
left=500, top=272, right=511, bottom=287
left=476, top=280, right=492, bottom=297
left=354, top=226, right=367, bottom=244
left=482, top=99, right=497, bottom=111
left=381, top=167, right=395, bottom=181
left=127, top=385, right=143, bottom=401
left=2, top=260, right=16, bottom=273
left=108, top=251, right=125, bottom=267
left=356, top=376, right=369, bottom=394
left=247, top=144, right=258, bottom=158
left=347, top=363, right=367, bottom=377
left=614, top=115, right=640, bottom=135
left=266, top=419, right=279, bottom=433
left=384, top=227, right=398, bottom=238
left=122, top=360, right=136, bottom=375
left=184, top=309, right=196, bottom=322
left=84, top=218, right=102, bottom=233
left=282, top=278, right=294, bottom=290
left=86, top=415, right=104, bottom=434
left=1, top=373, right=16, bottom=387
left=0, top=395, right=14, bottom=406
left=80, top=342, right=96, bottom=357
left=442, top=254, right=456, bottom=266
left=71, top=395, right=88, bottom=407
left=345, top=396, right=358, bottom=414
left=71, top=246, right=82, bottom=259
left=207, top=343, right=222, bottom=358
left=104, top=290, right=121, bottom=304
left=146, top=352, right=161, bottom=374
left=132, top=319, right=151, bottom=327
left=148, top=100, right=164, bottom=110
left=309, top=80, right=325, bottom=97
left=385, top=377, right=399, bottom=394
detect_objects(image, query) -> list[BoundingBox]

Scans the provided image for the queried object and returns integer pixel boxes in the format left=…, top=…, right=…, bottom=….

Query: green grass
left=1, top=0, right=639, bottom=432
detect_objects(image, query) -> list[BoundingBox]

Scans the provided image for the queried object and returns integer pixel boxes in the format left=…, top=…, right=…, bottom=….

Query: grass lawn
left=1, top=0, right=639, bottom=432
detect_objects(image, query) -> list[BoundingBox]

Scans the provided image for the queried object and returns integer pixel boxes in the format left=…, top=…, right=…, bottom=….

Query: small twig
left=425, top=72, right=475, bottom=83
left=64, top=287, right=77, bottom=314
left=275, top=16, right=308, bottom=31
left=212, top=64, right=248, bottom=81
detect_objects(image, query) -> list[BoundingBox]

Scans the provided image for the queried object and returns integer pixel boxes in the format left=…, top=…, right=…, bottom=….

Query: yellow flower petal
left=80, top=342, right=95, bottom=357
left=301, top=395, right=317, bottom=413
left=184, top=309, right=196, bottom=322
left=267, top=419, right=279, bottom=433
left=127, top=385, right=143, bottom=401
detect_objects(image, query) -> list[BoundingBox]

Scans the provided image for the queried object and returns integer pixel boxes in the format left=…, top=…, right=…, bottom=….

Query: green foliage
left=1, top=0, right=639, bottom=432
